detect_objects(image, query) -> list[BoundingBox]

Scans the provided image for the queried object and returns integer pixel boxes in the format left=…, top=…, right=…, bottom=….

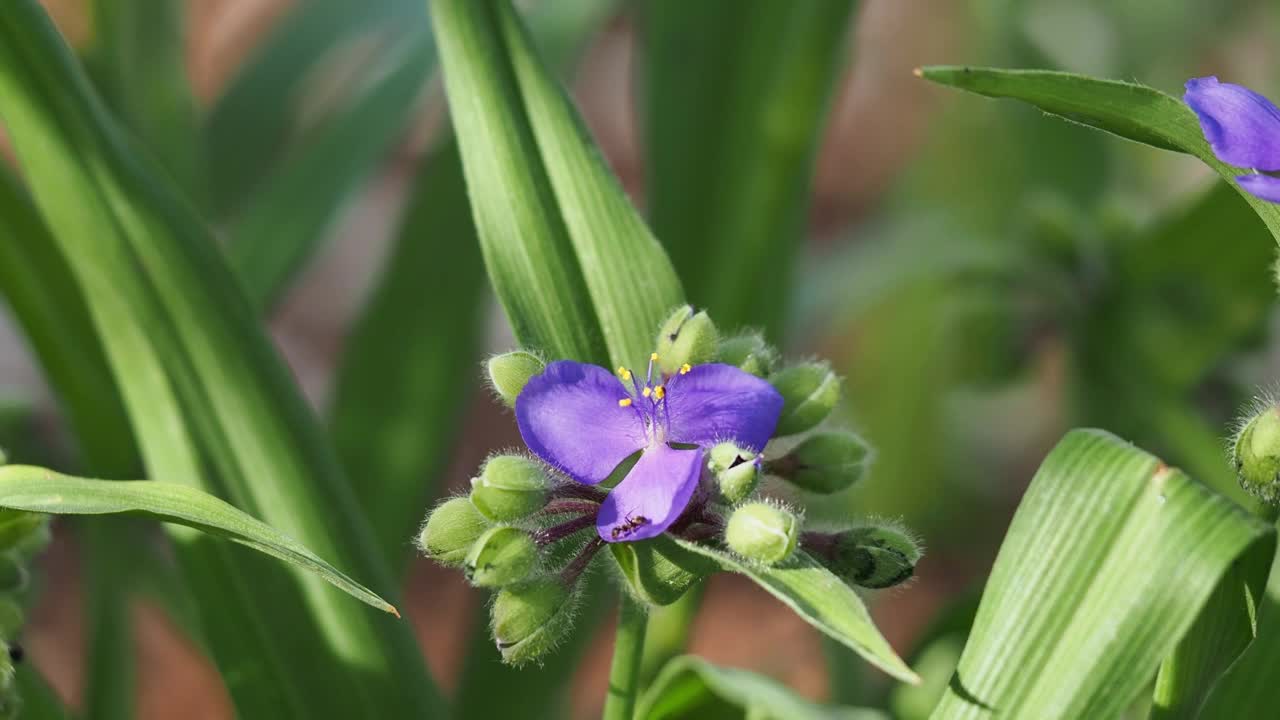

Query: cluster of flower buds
left=421, top=306, right=921, bottom=665
left=0, top=449, right=51, bottom=719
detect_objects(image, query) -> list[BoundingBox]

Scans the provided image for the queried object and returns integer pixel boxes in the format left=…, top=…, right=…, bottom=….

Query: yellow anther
left=617, top=367, right=632, bottom=381
left=654, top=385, right=666, bottom=400
left=642, top=387, right=652, bottom=398
left=679, top=363, right=692, bottom=375
left=651, top=352, right=660, bottom=362
left=618, top=398, right=633, bottom=408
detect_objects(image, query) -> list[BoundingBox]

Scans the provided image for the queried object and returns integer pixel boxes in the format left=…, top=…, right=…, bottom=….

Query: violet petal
left=1237, top=174, right=1280, bottom=203
left=516, top=360, right=646, bottom=485
left=1185, top=76, right=1280, bottom=171
left=665, top=363, right=783, bottom=451
left=596, top=444, right=703, bottom=542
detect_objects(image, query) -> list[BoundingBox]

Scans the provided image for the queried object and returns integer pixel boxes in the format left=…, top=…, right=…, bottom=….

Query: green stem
left=602, top=594, right=648, bottom=720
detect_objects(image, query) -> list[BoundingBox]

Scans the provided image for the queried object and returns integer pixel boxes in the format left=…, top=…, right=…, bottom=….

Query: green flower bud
left=768, top=431, right=870, bottom=494
left=465, top=527, right=538, bottom=587
left=1234, top=404, right=1280, bottom=506
left=825, top=523, right=921, bottom=589
left=707, top=442, right=760, bottom=504
left=725, top=502, right=799, bottom=566
left=0, top=512, right=46, bottom=553
left=470, top=455, right=550, bottom=521
left=0, top=598, right=23, bottom=639
left=655, top=306, right=718, bottom=375
left=418, top=497, right=490, bottom=566
left=487, top=351, right=545, bottom=407
left=610, top=535, right=718, bottom=606
left=491, top=577, right=576, bottom=665
left=0, top=554, right=28, bottom=595
left=715, top=332, right=777, bottom=377
left=10, top=519, right=50, bottom=562
left=770, top=362, right=841, bottom=436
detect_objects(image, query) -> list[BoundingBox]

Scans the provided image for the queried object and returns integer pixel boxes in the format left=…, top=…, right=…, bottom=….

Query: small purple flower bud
left=418, top=497, right=490, bottom=566
left=487, top=350, right=545, bottom=407
left=465, top=527, right=539, bottom=587
left=716, top=331, right=778, bottom=378
left=470, top=455, right=551, bottom=521
left=767, top=431, right=870, bottom=494
left=491, top=576, right=577, bottom=665
left=769, top=362, right=841, bottom=436
left=655, top=306, right=718, bottom=375
left=725, top=501, right=800, bottom=565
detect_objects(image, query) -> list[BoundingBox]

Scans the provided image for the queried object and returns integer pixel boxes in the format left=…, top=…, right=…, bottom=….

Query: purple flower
left=516, top=356, right=783, bottom=542
left=1185, top=76, right=1280, bottom=203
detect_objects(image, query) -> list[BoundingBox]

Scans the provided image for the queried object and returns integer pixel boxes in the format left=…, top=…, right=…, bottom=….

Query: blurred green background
left=2, top=0, right=1280, bottom=716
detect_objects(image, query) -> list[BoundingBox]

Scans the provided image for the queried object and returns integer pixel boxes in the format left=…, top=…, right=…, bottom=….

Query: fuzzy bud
left=716, top=332, right=777, bottom=377
left=470, top=455, right=551, bottom=521
left=1234, top=404, right=1280, bottom=506
left=707, top=442, right=761, bottom=503
left=487, top=351, right=545, bottom=407
left=418, top=497, right=490, bottom=566
left=770, top=362, right=841, bottom=436
left=769, top=431, right=870, bottom=494
left=823, top=524, right=921, bottom=589
left=655, top=306, right=718, bottom=375
left=0, top=554, right=28, bottom=596
left=491, top=577, right=576, bottom=665
left=465, top=527, right=538, bottom=587
left=725, top=502, right=799, bottom=565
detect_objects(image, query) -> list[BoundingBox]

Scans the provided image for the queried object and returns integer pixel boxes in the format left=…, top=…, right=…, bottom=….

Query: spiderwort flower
left=515, top=354, right=783, bottom=542
left=1185, top=76, right=1280, bottom=203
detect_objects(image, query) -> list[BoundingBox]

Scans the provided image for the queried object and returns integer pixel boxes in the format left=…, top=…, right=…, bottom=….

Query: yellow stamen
left=617, top=366, right=632, bottom=381
left=642, top=387, right=652, bottom=398
left=679, top=363, right=692, bottom=375
left=618, top=398, right=633, bottom=408
left=650, top=352, right=659, bottom=362
left=654, top=385, right=666, bottom=400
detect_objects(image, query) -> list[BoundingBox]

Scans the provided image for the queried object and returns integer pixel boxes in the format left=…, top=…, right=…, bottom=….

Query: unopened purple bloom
left=516, top=356, right=782, bottom=542
left=1185, top=76, right=1280, bottom=202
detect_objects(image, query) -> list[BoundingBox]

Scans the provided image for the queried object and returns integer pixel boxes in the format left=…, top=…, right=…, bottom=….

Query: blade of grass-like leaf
left=433, top=0, right=685, bottom=370
left=1197, top=550, right=1280, bottom=718
left=329, top=139, right=485, bottom=570
left=929, top=429, right=1273, bottom=719
left=227, top=32, right=432, bottom=310
left=917, top=66, right=1280, bottom=244
left=0, top=466, right=398, bottom=614
left=639, top=655, right=888, bottom=720
left=0, top=3, right=440, bottom=716
left=86, top=0, right=201, bottom=201
left=670, top=538, right=917, bottom=684
left=204, top=0, right=420, bottom=215
left=643, top=0, right=855, bottom=340
left=1150, top=534, right=1273, bottom=719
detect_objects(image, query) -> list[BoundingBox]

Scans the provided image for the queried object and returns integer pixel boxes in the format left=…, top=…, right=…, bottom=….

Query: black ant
left=610, top=513, right=650, bottom=540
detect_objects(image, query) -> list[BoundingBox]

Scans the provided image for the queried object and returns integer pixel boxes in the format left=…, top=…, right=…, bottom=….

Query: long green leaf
left=643, top=0, right=855, bottom=340
left=204, top=0, right=419, bottom=215
left=670, top=538, right=917, bottom=684
left=0, top=2, right=439, bottom=716
left=639, top=655, right=887, bottom=720
left=227, top=32, right=432, bottom=309
left=1197, top=550, right=1280, bottom=718
left=918, top=66, right=1280, bottom=244
left=930, top=429, right=1273, bottom=719
left=432, top=0, right=684, bottom=369
left=0, top=466, right=397, bottom=614
left=329, top=139, right=485, bottom=570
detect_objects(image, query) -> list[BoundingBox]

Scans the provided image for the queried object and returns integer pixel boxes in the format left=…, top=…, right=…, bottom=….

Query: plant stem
left=602, top=593, right=648, bottom=720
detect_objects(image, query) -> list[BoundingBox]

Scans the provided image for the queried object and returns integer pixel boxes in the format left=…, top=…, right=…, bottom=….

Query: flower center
left=615, top=353, right=692, bottom=445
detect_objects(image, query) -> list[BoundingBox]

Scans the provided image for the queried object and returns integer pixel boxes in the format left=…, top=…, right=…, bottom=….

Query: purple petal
left=1185, top=76, right=1280, bottom=171
left=1237, top=174, right=1280, bottom=203
left=597, top=444, right=702, bottom=542
left=516, top=360, right=646, bottom=485
left=664, top=363, right=783, bottom=451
